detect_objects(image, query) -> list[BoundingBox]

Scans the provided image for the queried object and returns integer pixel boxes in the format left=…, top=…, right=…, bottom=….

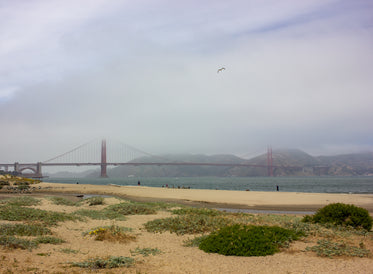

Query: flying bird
left=217, top=67, right=226, bottom=73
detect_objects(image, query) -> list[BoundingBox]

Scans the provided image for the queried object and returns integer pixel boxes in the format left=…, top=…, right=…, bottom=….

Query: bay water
left=46, top=176, right=373, bottom=194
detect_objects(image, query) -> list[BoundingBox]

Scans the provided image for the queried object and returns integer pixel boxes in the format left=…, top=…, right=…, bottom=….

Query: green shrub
left=71, top=256, right=135, bottom=269
left=199, top=224, right=303, bottom=257
left=302, top=203, right=373, bottom=231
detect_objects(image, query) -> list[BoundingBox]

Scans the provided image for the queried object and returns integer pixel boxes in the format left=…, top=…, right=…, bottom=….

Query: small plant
left=199, top=224, right=304, bottom=257
left=86, top=196, right=105, bottom=206
left=85, top=225, right=136, bottom=243
left=171, top=207, right=223, bottom=216
left=0, top=205, right=80, bottom=225
left=60, top=248, right=79, bottom=254
left=34, top=236, right=65, bottom=245
left=306, top=240, right=371, bottom=258
left=70, top=256, right=135, bottom=269
left=106, top=202, right=157, bottom=215
left=130, top=247, right=162, bottom=257
left=144, top=214, right=232, bottom=235
left=0, top=224, right=52, bottom=236
left=302, top=203, right=373, bottom=231
left=0, top=236, right=37, bottom=250
left=48, top=196, right=79, bottom=206
left=73, top=209, right=127, bottom=220
left=1, top=196, right=41, bottom=206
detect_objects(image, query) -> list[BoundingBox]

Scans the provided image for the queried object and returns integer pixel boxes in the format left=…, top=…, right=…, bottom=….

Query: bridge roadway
left=10, top=162, right=294, bottom=168
left=1, top=162, right=329, bottom=178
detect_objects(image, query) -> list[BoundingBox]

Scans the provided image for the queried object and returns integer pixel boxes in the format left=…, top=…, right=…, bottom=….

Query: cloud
left=0, top=0, right=373, bottom=163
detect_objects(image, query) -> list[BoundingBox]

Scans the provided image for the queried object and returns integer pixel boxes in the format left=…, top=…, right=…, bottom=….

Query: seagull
left=217, top=67, right=226, bottom=73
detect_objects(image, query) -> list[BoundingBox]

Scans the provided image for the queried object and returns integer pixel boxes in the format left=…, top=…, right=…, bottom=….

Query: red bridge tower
left=101, top=139, right=108, bottom=178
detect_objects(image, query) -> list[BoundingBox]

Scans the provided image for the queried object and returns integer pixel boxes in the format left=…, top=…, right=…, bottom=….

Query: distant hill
left=45, top=150, right=373, bottom=178
left=82, top=150, right=373, bottom=177
left=317, top=152, right=373, bottom=176
left=101, top=154, right=244, bottom=178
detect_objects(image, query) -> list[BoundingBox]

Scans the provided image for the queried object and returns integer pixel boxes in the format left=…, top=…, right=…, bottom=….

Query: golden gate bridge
left=0, top=139, right=327, bottom=178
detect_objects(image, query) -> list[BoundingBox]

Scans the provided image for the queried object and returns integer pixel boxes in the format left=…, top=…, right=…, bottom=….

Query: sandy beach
left=1, top=182, right=373, bottom=273
left=37, top=182, right=373, bottom=213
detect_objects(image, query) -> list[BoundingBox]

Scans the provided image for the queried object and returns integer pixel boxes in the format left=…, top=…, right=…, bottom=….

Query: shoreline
left=29, top=182, right=373, bottom=214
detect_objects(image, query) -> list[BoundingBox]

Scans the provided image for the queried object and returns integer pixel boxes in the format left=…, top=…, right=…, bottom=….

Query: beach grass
left=0, top=192, right=372, bottom=274
left=0, top=196, right=41, bottom=206
left=0, top=204, right=81, bottom=225
left=130, top=247, right=162, bottom=257
left=0, top=223, right=52, bottom=236
left=84, top=225, right=136, bottom=243
left=70, top=256, right=135, bottom=269
left=47, top=196, right=80, bottom=206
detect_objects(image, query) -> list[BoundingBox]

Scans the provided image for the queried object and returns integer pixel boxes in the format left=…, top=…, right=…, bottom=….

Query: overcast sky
left=1, top=0, right=373, bottom=163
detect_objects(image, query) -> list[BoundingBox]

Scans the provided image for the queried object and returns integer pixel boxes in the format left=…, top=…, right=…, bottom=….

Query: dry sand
left=0, top=182, right=372, bottom=273
left=37, top=182, right=373, bottom=213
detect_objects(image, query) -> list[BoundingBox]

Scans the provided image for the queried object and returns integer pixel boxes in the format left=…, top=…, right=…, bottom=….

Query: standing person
left=276, top=185, right=279, bottom=191
left=138, top=181, right=141, bottom=186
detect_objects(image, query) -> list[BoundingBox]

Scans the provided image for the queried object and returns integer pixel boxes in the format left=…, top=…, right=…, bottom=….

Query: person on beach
left=138, top=181, right=141, bottom=186
left=276, top=185, right=279, bottom=191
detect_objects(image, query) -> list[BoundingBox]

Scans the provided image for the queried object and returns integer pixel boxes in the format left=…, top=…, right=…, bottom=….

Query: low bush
left=34, top=236, right=65, bottom=245
left=0, top=236, right=37, bottom=250
left=0, top=205, right=80, bottom=225
left=71, top=256, right=135, bottom=269
left=199, top=224, right=304, bottom=257
left=0, top=196, right=41, bottom=206
left=85, top=225, right=135, bottom=243
left=60, top=248, right=79, bottom=254
left=144, top=214, right=232, bottom=235
left=86, top=196, right=104, bottom=206
left=130, top=247, right=162, bottom=257
left=0, top=224, right=52, bottom=236
left=171, top=207, right=223, bottom=216
left=302, top=203, right=373, bottom=231
left=48, top=196, right=79, bottom=206
left=306, top=240, right=371, bottom=258
left=106, top=202, right=157, bottom=215
left=73, top=209, right=127, bottom=221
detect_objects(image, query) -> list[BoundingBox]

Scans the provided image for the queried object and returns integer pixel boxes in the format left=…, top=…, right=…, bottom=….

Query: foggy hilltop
left=48, top=149, right=373, bottom=178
